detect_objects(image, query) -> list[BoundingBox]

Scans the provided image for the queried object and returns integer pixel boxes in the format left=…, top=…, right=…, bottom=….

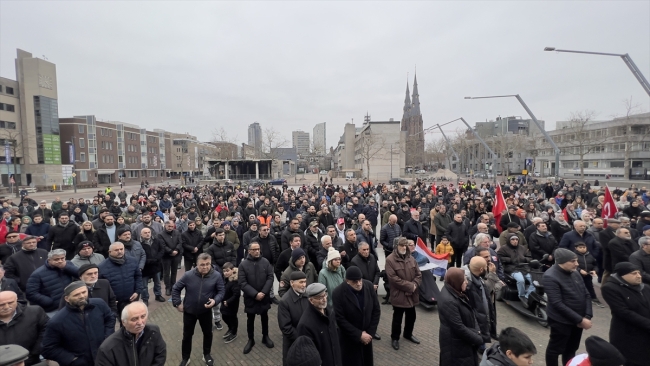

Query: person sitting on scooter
left=498, top=233, right=535, bottom=307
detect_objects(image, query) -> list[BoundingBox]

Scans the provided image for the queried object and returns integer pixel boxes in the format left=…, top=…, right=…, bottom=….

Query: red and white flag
left=602, top=185, right=618, bottom=228
left=493, top=184, right=507, bottom=233
left=415, top=238, right=449, bottom=269
left=431, top=184, right=437, bottom=196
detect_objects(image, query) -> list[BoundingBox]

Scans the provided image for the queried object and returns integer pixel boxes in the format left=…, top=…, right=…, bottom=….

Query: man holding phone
left=172, top=253, right=225, bottom=366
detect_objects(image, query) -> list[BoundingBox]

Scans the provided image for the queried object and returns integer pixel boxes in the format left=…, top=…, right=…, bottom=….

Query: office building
left=292, top=130, right=310, bottom=156
left=248, top=122, right=262, bottom=157
left=312, top=122, right=326, bottom=154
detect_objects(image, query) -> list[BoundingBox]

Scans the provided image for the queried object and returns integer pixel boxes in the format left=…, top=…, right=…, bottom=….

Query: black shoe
left=262, top=335, right=274, bottom=348
left=271, top=297, right=279, bottom=305
left=142, top=299, right=149, bottom=306
left=373, top=333, right=381, bottom=340
left=203, top=354, right=214, bottom=366
left=223, top=329, right=233, bottom=339
left=165, top=288, right=171, bottom=296
left=178, top=359, right=189, bottom=366
left=404, top=335, right=420, bottom=344
left=519, top=296, right=529, bottom=308
left=381, top=299, right=390, bottom=305
left=215, top=321, right=223, bottom=330
left=392, top=340, right=399, bottom=350
left=224, top=333, right=238, bottom=344
left=155, top=295, right=166, bottom=302
left=243, top=339, right=255, bottom=354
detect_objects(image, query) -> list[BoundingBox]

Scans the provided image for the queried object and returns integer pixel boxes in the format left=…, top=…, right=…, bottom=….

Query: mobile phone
left=205, top=300, right=212, bottom=305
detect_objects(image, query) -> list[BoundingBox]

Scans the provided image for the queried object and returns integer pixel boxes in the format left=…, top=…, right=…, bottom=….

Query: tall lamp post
left=65, top=139, right=77, bottom=193
left=464, top=94, right=561, bottom=182
left=544, top=47, right=650, bottom=97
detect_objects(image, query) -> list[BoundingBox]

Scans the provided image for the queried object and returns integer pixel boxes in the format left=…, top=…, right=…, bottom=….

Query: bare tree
left=357, top=130, right=386, bottom=179
left=561, top=110, right=607, bottom=179
left=619, top=97, right=650, bottom=179
left=491, top=133, right=530, bottom=176
left=261, top=127, right=289, bottom=160
left=211, top=127, right=239, bottom=160
left=425, top=139, right=447, bottom=169
left=0, top=130, right=26, bottom=197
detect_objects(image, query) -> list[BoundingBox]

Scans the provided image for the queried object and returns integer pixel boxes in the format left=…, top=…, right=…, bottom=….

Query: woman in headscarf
left=438, top=267, right=483, bottom=366
left=19, top=215, right=32, bottom=233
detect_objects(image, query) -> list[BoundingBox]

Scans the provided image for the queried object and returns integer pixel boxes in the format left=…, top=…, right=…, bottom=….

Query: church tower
left=400, top=73, right=425, bottom=168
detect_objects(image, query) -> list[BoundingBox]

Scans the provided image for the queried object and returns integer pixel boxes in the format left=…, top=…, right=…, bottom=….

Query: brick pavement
left=147, top=272, right=612, bottom=366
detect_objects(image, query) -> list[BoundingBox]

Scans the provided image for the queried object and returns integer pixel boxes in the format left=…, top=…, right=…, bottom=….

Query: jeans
left=142, top=272, right=161, bottom=301
left=162, top=255, right=182, bottom=289
left=511, top=272, right=535, bottom=298
left=545, top=318, right=583, bottom=366
left=391, top=306, right=416, bottom=340
left=212, top=303, right=222, bottom=323
left=247, top=312, right=269, bottom=340
left=182, top=311, right=214, bottom=359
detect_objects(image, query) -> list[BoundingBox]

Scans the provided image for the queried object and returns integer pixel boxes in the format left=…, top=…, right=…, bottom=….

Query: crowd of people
left=0, top=177, right=649, bottom=366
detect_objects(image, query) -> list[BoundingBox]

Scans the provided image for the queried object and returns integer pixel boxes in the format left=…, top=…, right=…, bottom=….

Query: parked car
left=389, top=178, right=409, bottom=185
left=268, top=178, right=287, bottom=185
left=319, top=170, right=328, bottom=175
left=415, top=169, right=426, bottom=174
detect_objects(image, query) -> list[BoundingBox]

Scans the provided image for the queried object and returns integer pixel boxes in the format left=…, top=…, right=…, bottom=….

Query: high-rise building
left=0, top=49, right=63, bottom=187
left=248, top=122, right=262, bottom=157
left=312, top=122, right=326, bottom=154
left=292, top=130, right=310, bottom=156
left=401, top=73, right=425, bottom=168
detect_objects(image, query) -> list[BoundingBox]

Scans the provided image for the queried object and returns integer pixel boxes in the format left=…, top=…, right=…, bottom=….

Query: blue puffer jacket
left=41, top=299, right=115, bottom=366
left=98, top=256, right=143, bottom=302
left=26, top=261, right=78, bottom=312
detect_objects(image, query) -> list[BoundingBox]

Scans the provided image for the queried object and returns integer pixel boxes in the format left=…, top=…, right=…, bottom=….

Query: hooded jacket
left=479, top=343, right=517, bottom=366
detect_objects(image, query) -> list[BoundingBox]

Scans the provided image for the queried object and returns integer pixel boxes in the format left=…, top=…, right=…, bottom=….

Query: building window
left=128, top=171, right=139, bottom=178
left=78, top=138, right=85, bottom=148
left=109, top=142, right=113, bottom=150
left=5, top=87, right=13, bottom=95
left=78, top=125, right=85, bottom=133
left=610, top=161, right=624, bottom=168
left=0, top=121, right=16, bottom=129
left=108, top=130, right=112, bottom=137
left=80, top=152, right=86, bottom=162
left=0, top=103, right=15, bottom=112
left=80, top=170, right=88, bottom=182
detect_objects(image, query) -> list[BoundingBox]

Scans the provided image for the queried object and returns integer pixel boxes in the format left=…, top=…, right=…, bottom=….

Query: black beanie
left=78, top=263, right=98, bottom=277
left=286, top=336, right=321, bottom=366
left=614, top=262, right=639, bottom=277
left=346, top=266, right=362, bottom=281
left=585, top=336, right=625, bottom=366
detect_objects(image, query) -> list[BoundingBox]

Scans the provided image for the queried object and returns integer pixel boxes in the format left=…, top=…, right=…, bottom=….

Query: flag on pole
left=493, top=184, right=507, bottom=233
left=431, top=184, right=437, bottom=196
left=602, top=185, right=618, bottom=228
left=415, top=238, right=449, bottom=269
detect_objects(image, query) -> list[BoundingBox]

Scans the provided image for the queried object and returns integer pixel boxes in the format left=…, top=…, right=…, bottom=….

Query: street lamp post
left=65, top=139, right=77, bottom=193
left=465, top=94, right=561, bottom=182
left=434, top=124, right=460, bottom=173
left=544, top=47, right=650, bottom=96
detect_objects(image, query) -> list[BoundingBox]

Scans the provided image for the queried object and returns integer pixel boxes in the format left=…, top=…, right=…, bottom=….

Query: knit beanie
left=554, top=248, right=577, bottom=264
left=585, top=336, right=625, bottom=366
left=286, top=336, right=321, bottom=366
left=78, top=263, right=98, bottom=277
left=64, top=281, right=87, bottom=297
left=326, top=246, right=341, bottom=265
left=291, top=248, right=306, bottom=264
left=346, top=266, right=362, bottom=281
left=614, top=262, right=639, bottom=277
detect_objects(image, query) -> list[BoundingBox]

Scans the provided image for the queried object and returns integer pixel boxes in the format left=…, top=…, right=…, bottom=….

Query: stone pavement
left=147, top=272, right=612, bottom=366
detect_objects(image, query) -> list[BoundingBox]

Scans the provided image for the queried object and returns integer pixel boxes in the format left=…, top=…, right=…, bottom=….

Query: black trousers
left=247, top=312, right=269, bottom=340
left=222, top=313, right=238, bottom=335
left=545, top=318, right=583, bottom=366
left=581, top=273, right=597, bottom=300
left=184, top=252, right=198, bottom=271
left=391, top=306, right=416, bottom=340
left=162, top=255, right=181, bottom=289
left=451, top=248, right=465, bottom=268
left=182, top=311, right=214, bottom=359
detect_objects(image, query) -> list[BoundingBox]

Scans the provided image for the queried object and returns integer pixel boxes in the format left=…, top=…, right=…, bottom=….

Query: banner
left=493, top=184, right=507, bottom=233
left=5, top=143, right=10, bottom=165
left=69, top=144, right=75, bottom=164
left=602, top=185, right=618, bottom=228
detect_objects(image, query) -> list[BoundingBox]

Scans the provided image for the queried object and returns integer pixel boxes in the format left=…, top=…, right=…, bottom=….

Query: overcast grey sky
left=1, top=1, right=649, bottom=149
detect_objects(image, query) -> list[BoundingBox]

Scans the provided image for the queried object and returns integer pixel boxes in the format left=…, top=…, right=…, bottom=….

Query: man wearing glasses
left=297, top=283, right=342, bottom=366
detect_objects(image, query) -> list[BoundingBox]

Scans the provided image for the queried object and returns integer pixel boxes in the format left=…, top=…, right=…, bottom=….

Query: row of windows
left=0, top=121, right=16, bottom=129
left=127, top=156, right=139, bottom=164
left=0, top=86, right=15, bottom=95
left=99, top=128, right=113, bottom=137
left=127, top=144, right=138, bottom=152
left=101, top=155, right=114, bottom=163
left=100, top=141, right=114, bottom=150
left=0, top=103, right=15, bottom=112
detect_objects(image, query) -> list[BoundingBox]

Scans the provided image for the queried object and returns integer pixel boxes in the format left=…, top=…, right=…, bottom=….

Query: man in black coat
left=528, top=222, right=558, bottom=267
left=158, top=221, right=183, bottom=296
left=239, top=241, right=275, bottom=354
left=304, top=221, right=324, bottom=265
left=629, top=236, right=650, bottom=284
left=332, top=267, right=380, bottom=366
left=543, top=248, right=593, bottom=366
left=0, top=266, right=25, bottom=304
left=297, top=283, right=343, bottom=366
left=60, top=264, right=117, bottom=314
left=252, top=224, right=281, bottom=267
left=350, top=242, right=380, bottom=290
left=205, top=228, right=236, bottom=270
left=601, top=262, right=650, bottom=366
left=2, top=236, right=47, bottom=292
left=446, top=213, right=469, bottom=268
left=341, top=229, right=359, bottom=269
left=139, top=227, right=165, bottom=304
left=281, top=219, right=305, bottom=252
left=47, top=212, right=80, bottom=260
left=277, top=271, right=310, bottom=365
left=465, top=256, right=497, bottom=344
left=181, top=221, right=204, bottom=271
left=403, top=210, right=426, bottom=245
left=95, top=302, right=167, bottom=366
left=0, top=291, right=48, bottom=366
left=605, top=228, right=639, bottom=283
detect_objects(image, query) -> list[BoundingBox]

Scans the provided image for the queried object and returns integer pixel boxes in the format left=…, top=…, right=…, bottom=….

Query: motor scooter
left=498, top=259, right=548, bottom=327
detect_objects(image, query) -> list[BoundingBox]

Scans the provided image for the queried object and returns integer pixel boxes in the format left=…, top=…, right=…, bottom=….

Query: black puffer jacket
left=438, top=285, right=483, bottom=366
left=47, top=223, right=80, bottom=260
left=158, top=229, right=183, bottom=257
left=238, top=254, right=274, bottom=314
left=171, top=267, right=225, bottom=315
left=181, top=228, right=204, bottom=254
left=446, top=220, right=469, bottom=251
left=141, top=237, right=164, bottom=277
left=252, top=234, right=280, bottom=265
left=543, top=264, right=592, bottom=325
left=497, top=240, right=531, bottom=275
left=0, top=304, right=48, bottom=365
left=205, top=240, right=236, bottom=268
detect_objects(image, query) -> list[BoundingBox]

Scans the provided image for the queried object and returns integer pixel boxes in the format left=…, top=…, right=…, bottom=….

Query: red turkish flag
left=431, top=184, right=437, bottom=196
left=493, top=184, right=507, bottom=233
left=601, top=185, right=618, bottom=228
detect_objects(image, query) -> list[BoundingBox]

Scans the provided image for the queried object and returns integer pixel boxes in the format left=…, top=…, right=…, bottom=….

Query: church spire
left=402, top=79, right=412, bottom=119
left=411, top=72, right=421, bottom=116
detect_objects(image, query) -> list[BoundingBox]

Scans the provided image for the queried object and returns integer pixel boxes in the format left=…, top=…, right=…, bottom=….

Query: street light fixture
left=464, top=94, right=561, bottom=181
left=65, top=140, right=77, bottom=193
left=544, top=47, right=650, bottom=96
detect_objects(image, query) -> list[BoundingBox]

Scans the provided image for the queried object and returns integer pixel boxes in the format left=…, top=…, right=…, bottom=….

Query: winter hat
left=290, top=271, right=307, bottom=281
left=584, top=336, right=626, bottom=366
left=336, top=217, right=345, bottom=225
left=642, top=225, right=650, bottom=232
left=346, top=266, right=362, bottom=281
left=326, top=246, right=341, bottom=265
left=554, top=248, right=577, bottom=264
left=78, top=263, right=98, bottom=277
left=0, top=345, right=29, bottom=366
left=64, top=281, right=87, bottom=297
left=614, top=262, right=639, bottom=277
left=305, top=283, right=327, bottom=298
left=76, top=240, right=94, bottom=254
left=506, top=222, right=519, bottom=229
left=286, top=336, right=321, bottom=366
left=116, top=226, right=130, bottom=238
left=222, top=221, right=231, bottom=227
left=291, top=248, right=306, bottom=264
